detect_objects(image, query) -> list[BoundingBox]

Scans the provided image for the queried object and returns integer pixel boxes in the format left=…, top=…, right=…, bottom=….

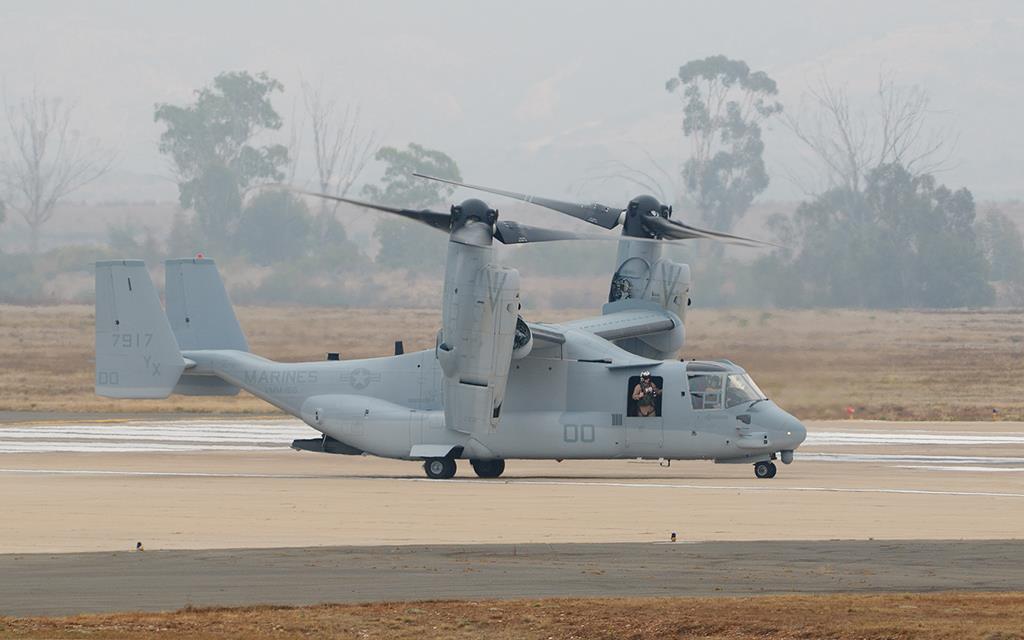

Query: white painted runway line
left=460, top=478, right=1024, bottom=499
left=0, top=420, right=316, bottom=453
left=897, top=465, right=1024, bottom=473
left=806, top=431, right=1024, bottom=446
left=799, top=452, right=1024, bottom=464
left=0, top=443, right=280, bottom=453
left=0, top=468, right=321, bottom=479
left=1, top=467, right=1022, bottom=499
left=1, top=422, right=1023, bottom=474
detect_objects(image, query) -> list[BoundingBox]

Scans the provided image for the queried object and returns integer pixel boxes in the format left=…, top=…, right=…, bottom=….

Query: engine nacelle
left=437, top=243, right=521, bottom=435
left=511, top=315, right=533, bottom=360
left=608, top=239, right=691, bottom=320
left=606, top=238, right=691, bottom=359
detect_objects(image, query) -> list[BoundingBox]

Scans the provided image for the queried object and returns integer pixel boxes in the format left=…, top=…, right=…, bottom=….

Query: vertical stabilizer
left=164, top=258, right=246, bottom=396
left=95, top=260, right=185, bottom=398
left=164, top=258, right=248, bottom=351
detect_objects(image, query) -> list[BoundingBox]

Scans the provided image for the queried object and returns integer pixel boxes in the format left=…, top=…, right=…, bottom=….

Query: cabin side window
left=688, top=374, right=723, bottom=410
left=626, top=375, right=663, bottom=417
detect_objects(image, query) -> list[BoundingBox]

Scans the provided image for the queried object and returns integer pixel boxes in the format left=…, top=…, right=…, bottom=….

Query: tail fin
left=164, top=258, right=248, bottom=351
left=164, top=258, right=247, bottom=396
left=95, top=260, right=185, bottom=398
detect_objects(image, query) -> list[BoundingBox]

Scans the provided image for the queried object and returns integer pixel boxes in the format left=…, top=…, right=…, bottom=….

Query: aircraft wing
left=562, top=308, right=678, bottom=341
left=526, top=323, right=566, bottom=344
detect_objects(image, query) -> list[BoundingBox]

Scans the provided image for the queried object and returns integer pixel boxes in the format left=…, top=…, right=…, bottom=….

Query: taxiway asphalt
left=2, top=540, right=1022, bottom=616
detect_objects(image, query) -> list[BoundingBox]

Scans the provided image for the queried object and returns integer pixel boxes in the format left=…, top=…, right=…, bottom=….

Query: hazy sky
left=1, top=0, right=1021, bottom=204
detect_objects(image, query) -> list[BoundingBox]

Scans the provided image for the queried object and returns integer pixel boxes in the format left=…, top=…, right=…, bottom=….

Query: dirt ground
left=1, top=305, right=1023, bottom=420
left=2, top=593, right=1022, bottom=639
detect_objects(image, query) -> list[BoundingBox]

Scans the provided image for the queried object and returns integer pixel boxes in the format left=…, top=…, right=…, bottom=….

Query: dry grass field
left=2, top=594, right=1022, bottom=639
left=0, top=305, right=1022, bottom=420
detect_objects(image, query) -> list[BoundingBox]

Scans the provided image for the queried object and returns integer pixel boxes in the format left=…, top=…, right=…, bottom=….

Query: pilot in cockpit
left=632, top=370, right=662, bottom=417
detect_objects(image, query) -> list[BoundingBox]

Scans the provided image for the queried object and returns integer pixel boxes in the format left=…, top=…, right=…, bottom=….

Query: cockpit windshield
left=725, top=373, right=766, bottom=408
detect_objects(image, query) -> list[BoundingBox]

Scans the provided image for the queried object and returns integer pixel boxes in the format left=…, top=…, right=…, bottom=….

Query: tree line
left=1, top=62, right=1022, bottom=308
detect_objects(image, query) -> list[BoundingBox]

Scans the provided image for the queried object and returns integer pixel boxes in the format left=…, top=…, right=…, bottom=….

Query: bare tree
left=283, top=92, right=304, bottom=187
left=579, top=148, right=681, bottom=206
left=0, top=88, right=114, bottom=253
left=301, top=81, right=377, bottom=215
left=784, top=71, right=956, bottom=194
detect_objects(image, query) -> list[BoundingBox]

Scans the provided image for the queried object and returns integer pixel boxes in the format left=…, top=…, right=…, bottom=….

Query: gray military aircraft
left=95, top=188, right=806, bottom=480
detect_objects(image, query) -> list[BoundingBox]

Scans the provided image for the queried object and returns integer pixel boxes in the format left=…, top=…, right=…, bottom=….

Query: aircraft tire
left=471, top=459, right=505, bottom=478
left=424, top=457, right=457, bottom=479
left=754, top=461, right=773, bottom=479
left=767, top=462, right=777, bottom=478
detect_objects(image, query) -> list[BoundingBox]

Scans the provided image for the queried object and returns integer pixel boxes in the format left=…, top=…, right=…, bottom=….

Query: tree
left=292, top=81, right=377, bottom=271
left=235, top=191, right=312, bottom=265
left=164, top=209, right=204, bottom=259
left=768, top=163, right=992, bottom=308
left=363, top=143, right=460, bottom=270
left=579, top=151, right=681, bottom=206
left=666, top=56, right=782, bottom=235
left=304, top=207, right=368, bottom=272
left=107, top=219, right=160, bottom=257
left=784, top=71, right=956, bottom=194
left=154, top=71, right=288, bottom=250
left=301, top=81, right=377, bottom=212
left=0, top=88, right=113, bottom=253
left=976, top=209, right=1024, bottom=283
left=362, top=143, right=461, bottom=208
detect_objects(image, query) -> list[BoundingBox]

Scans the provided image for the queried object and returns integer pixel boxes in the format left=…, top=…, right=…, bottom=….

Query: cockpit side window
left=725, top=374, right=766, bottom=408
left=688, top=374, right=723, bottom=410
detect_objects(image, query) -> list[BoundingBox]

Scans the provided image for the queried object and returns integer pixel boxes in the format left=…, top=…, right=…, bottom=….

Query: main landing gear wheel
left=471, top=459, right=505, bottom=478
left=424, top=457, right=457, bottom=479
left=754, top=461, right=777, bottom=479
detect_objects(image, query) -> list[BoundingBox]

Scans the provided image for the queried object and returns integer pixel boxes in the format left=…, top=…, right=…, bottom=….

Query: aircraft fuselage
left=185, top=339, right=806, bottom=465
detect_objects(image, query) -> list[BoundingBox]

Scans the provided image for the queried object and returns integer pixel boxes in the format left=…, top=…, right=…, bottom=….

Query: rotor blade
left=413, top=173, right=623, bottom=230
left=283, top=187, right=451, bottom=232
left=493, top=221, right=608, bottom=244
left=644, top=216, right=779, bottom=248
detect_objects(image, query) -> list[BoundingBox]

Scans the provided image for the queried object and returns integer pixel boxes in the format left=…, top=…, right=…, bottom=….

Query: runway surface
left=0, top=418, right=1023, bottom=553
left=2, top=540, right=1022, bottom=616
left=1, top=417, right=1022, bottom=616
left=3, top=417, right=1024, bottom=459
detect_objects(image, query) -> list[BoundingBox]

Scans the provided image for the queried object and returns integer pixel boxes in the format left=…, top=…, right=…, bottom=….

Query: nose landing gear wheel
left=470, top=459, right=505, bottom=478
left=424, top=457, right=457, bottom=479
left=754, top=461, right=777, bottom=479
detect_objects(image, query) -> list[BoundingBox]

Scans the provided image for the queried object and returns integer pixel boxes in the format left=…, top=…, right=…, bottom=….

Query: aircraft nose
left=789, top=418, right=807, bottom=447
left=770, top=407, right=805, bottom=449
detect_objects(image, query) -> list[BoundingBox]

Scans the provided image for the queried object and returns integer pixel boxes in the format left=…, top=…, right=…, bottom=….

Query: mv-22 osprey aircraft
left=94, top=176, right=806, bottom=479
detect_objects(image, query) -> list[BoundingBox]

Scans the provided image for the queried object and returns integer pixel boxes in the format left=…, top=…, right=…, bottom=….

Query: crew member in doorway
left=632, top=370, right=662, bottom=417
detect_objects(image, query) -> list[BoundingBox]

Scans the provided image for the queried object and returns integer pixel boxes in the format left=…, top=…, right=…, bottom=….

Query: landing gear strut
left=471, top=459, right=505, bottom=478
left=424, top=457, right=457, bottom=479
left=754, top=461, right=777, bottom=479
